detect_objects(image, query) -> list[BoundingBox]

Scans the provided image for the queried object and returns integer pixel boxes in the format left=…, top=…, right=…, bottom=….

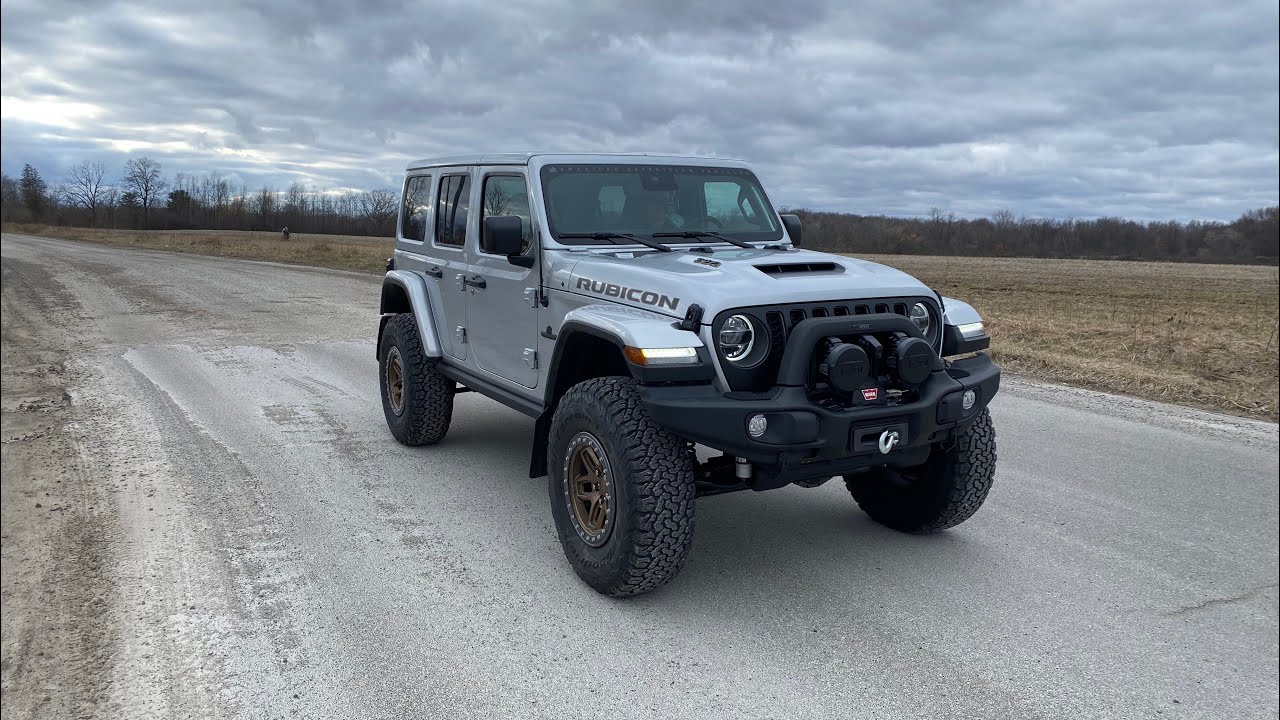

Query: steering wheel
left=694, top=215, right=723, bottom=229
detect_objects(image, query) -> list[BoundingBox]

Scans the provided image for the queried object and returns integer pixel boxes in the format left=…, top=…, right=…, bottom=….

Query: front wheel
left=547, top=377, right=697, bottom=597
left=844, top=409, right=997, bottom=533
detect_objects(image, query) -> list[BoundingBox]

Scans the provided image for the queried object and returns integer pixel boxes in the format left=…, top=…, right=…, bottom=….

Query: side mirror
left=780, top=214, right=802, bottom=247
left=481, top=215, right=526, bottom=257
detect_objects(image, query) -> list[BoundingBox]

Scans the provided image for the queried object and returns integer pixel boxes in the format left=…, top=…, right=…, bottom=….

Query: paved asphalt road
left=1, top=233, right=1276, bottom=720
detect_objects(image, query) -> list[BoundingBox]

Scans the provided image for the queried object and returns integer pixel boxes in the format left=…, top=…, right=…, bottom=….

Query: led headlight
left=909, top=302, right=931, bottom=336
left=718, top=314, right=756, bottom=363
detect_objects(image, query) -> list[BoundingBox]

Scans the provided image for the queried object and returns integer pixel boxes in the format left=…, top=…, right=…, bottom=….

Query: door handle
left=463, top=275, right=487, bottom=290
left=425, top=266, right=443, bottom=278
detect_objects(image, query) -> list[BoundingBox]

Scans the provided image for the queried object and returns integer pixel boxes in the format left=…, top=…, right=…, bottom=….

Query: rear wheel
left=379, top=314, right=453, bottom=446
left=844, top=409, right=996, bottom=532
left=548, top=377, right=697, bottom=597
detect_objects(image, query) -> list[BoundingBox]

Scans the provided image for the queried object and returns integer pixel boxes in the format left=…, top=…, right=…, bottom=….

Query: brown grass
left=860, top=254, right=1279, bottom=421
left=6, top=224, right=1277, bottom=420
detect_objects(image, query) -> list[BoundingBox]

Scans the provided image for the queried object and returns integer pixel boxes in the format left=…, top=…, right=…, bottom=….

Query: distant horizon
left=4, top=157, right=1275, bottom=228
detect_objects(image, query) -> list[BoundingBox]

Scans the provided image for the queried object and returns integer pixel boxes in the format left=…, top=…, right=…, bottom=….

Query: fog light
left=747, top=414, right=768, bottom=438
left=962, top=389, right=977, bottom=410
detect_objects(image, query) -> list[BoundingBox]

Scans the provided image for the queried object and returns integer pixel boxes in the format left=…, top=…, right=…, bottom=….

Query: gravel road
left=2, top=232, right=1277, bottom=720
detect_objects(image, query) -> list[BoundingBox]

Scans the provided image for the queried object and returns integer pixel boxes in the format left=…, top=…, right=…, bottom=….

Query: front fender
left=379, top=270, right=443, bottom=358
left=940, top=296, right=991, bottom=355
left=560, top=303, right=705, bottom=350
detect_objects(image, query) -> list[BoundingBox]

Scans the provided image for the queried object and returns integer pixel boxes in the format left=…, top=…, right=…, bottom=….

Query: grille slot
left=773, top=299, right=922, bottom=343
left=765, top=311, right=787, bottom=356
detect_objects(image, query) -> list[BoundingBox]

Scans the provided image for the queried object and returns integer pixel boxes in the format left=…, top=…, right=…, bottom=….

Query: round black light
left=888, top=337, right=933, bottom=388
left=822, top=342, right=870, bottom=393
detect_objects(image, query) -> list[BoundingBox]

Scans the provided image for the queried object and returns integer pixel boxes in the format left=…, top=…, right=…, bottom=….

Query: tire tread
left=846, top=409, right=997, bottom=533
left=381, top=314, right=453, bottom=446
left=549, top=376, right=696, bottom=597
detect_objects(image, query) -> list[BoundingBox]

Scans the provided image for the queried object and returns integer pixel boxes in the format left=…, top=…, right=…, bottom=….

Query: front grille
left=712, top=297, right=936, bottom=393
left=764, top=300, right=914, bottom=347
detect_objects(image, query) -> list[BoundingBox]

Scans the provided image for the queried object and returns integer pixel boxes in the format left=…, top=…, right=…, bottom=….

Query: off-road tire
left=379, top=313, right=453, bottom=446
left=548, top=377, right=697, bottom=597
left=844, top=409, right=996, bottom=533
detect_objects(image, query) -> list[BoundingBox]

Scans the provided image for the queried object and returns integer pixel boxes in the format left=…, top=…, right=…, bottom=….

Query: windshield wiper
left=557, top=232, right=673, bottom=252
left=651, top=230, right=756, bottom=249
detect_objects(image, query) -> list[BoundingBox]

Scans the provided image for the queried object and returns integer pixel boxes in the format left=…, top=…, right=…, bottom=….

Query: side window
left=435, top=173, right=471, bottom=247
left=400, top=175, right=431, bottom=241
left=704, top=181, right=753, bottom=229
left=482, top=175, right=531, bottom=253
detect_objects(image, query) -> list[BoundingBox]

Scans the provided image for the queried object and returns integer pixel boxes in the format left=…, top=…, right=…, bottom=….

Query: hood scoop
left=754, top=262, right=844, bottom=277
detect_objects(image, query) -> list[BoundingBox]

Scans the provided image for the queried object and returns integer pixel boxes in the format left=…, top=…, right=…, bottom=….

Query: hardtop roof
left=405, top=152, right=748, bottom=171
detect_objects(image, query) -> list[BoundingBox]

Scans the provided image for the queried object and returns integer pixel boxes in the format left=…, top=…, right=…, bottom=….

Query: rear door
left=394, top=172, right=451, bottom=348
left=431, top=169, right=474, bottom=361
left=467, top=169, right=540, bottom=388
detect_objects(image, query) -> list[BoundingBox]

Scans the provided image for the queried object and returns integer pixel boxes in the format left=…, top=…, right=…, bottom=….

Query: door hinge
left=455, top=326, right=467, bottom=344
left=523, top=287, right=539, bottom=308
left=455, top=273, right=466, bottom=291
left=522, top=348, right=538, bottom=369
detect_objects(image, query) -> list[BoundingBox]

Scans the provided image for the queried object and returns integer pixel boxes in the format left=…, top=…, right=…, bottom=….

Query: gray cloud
left=1, top=0, right=1276, bottom=220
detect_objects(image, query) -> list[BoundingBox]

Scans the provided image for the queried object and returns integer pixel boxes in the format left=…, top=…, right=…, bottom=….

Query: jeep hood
left=557, top=247, right=935, bottom=320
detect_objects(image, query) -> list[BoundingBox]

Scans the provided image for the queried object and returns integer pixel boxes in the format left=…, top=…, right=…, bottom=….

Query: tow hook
left=878, top=430, right=900, bottom=455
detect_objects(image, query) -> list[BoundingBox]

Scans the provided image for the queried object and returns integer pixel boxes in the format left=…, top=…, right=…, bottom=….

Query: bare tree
left=255, top=185, right=276, bottom=229
left=121, top=157, right=167, bottom=228
left=65, top=161, right=110, bottom=224
left=358, top=189, right=398, bottom=233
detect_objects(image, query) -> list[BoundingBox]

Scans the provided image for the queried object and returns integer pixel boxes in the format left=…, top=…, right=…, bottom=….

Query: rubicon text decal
left=575, top=277, right=680, bottom=311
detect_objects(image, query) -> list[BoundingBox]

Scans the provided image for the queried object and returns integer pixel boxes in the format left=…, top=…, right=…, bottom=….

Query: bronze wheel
left=562, top=432, right=614, bottom=547
left=385, top=346, right=405, bottom=416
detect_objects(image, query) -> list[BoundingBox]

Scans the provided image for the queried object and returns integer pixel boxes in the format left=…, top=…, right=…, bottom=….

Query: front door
left=431, top=170, right=474, bottom=360
left=467, top=170, right=540, bottom=388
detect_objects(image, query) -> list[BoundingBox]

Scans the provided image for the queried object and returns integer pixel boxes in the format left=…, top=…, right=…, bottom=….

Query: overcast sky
left=1, top=0, right=1276, bottom=221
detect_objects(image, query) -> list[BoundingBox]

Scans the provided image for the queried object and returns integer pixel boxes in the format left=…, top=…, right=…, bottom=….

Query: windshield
left=539, top=164, right=783, bottom=245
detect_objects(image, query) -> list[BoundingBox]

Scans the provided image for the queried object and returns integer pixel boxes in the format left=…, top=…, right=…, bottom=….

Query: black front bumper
left=638, top=353, right=1000, bottom=485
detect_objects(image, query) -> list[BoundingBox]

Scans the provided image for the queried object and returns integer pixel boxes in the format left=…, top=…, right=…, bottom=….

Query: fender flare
left=529, top=303, right=710, bottom=478
left=545, top=304, right=709, bottom=403
left=940, top=296, right=991, bottom=355
left=377, top=270, right=444, bottom=358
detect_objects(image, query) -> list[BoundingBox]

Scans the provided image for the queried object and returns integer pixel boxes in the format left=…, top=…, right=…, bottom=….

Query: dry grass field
left=867, top=254, right=1279, bottom=421
left=6, top=224, right=1277, bottom=420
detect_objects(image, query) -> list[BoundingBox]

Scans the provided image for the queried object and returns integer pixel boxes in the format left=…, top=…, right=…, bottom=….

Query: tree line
left=782, top=206, right=1278, bottom=264
left=1, top=158, right=399, bottom=237
left=2, top=157, right=1276, bottom=263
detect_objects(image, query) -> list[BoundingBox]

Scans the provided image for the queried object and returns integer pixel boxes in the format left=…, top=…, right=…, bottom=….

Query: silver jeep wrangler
left=378, top=153, right=999, bottom=597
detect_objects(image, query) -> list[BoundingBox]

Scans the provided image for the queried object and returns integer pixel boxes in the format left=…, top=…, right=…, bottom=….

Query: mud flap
left=529, top=409, right=552, bottom=478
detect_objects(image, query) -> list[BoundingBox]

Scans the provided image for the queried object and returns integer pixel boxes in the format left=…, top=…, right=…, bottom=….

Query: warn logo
left=575, top=277, right=680, bottom=311
left=861, top=388, right=879, bottom=401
